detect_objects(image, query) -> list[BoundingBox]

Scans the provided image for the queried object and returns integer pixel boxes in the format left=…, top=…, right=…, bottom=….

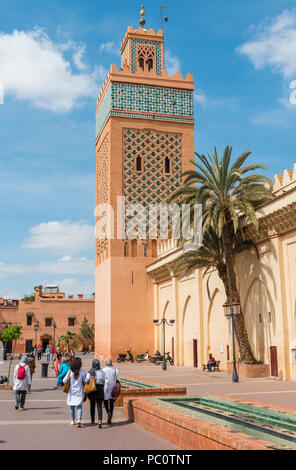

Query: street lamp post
left=153, top=318, right=175, bottom=370
left=33, top=321, right=39, bottom=350
left=53, top=322, right=56, bottom=349
left=223, top=301, right=240, bottom=383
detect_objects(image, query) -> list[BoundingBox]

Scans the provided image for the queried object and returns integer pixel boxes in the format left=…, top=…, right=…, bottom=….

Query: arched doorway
left=243, top=278, right=274, bottom=364
left=181, top=295, right=198, bottom=366
left=207, top=289, right=230, bottom=369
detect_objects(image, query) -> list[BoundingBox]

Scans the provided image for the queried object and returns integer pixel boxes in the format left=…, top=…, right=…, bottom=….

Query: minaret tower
left=95, top=6, right=195, bottom=360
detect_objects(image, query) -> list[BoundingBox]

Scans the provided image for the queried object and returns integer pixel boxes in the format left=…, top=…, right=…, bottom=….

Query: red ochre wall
left=95, top=256, right=154, bottom=361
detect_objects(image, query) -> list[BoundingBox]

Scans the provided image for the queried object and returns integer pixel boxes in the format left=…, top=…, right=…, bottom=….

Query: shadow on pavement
left=19, top=407, right=64, bottom=411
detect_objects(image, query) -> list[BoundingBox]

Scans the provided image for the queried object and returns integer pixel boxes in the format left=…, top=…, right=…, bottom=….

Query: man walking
left=13, top=356, right=31, bottom=410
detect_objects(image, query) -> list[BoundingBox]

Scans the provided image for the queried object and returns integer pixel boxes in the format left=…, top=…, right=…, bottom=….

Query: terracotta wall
left=0, top=295, right=94, bottom=353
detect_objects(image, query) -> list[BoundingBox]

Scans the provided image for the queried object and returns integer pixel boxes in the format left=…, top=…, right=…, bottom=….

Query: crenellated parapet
left=273, top=164, right=296, bottom=193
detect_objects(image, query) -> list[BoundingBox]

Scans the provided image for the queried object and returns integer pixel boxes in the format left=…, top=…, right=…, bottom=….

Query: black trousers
left=88, top=385, right=104, bottom=423
left=15, top=390, right=27, bottom=407
left=104, top=399, right=114, bottom=417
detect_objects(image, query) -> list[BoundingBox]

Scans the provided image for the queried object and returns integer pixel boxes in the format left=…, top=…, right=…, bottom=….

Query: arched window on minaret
left=146, top=57, right=153, bottom=72
left=164, top=156, right=171, bottom=174
left=139, top=57, right=144, bottom=71
left=131, top=239, right=137, bottom=257
left=136, top=156, right=142, bottom=172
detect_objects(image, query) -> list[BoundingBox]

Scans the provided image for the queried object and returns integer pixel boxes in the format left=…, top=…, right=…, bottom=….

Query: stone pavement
left=1, top=354, right=296, bottom=450
left=0, top=355, right=177, bottom=450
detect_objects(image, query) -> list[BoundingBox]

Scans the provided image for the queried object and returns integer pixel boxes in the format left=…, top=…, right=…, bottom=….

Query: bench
left=202, top=361, right=220, bottom=372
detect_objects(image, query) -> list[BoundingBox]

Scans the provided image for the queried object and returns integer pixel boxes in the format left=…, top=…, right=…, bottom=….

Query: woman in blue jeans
left=63, top=357, right=86, bottom=427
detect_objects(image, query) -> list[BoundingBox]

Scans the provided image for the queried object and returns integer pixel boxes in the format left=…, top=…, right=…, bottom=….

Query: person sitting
left=57, top=357, right=71, bottom=388
left=207, top=353, right=216, bottom=371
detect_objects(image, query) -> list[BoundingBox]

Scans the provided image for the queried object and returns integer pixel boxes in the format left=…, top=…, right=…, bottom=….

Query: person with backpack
left=103, top=358, right=120, bottom=425
left=84, top=359, right=105, bottom=428
left=13, top=356, right=31, bottom=410
left=63, top=357, right=86, bottom=427
left=56, top=357, right=71, bottom=388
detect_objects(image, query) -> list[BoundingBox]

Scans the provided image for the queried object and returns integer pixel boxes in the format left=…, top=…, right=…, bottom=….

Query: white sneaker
left=70, top=420, right=75, bottom=425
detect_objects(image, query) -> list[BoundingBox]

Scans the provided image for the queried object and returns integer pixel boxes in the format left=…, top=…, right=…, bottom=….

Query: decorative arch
left=243, top=277, right=274, bottom=363
left=206, top=287, right=230, bottom=365
left=181, top=295, right=193, bottom=366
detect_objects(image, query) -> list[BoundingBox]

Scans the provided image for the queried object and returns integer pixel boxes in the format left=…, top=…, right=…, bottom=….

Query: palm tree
left=58, top=330, right=76, bottom=352
left=174, top=226, right=258, bottom=301
left=170, top=146, right=274, bottom=363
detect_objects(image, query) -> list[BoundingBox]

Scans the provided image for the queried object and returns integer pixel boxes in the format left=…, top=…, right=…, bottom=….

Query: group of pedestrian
left=63, top=357, right=120, bottom=428
left=12, top=354, right=120, bottom=428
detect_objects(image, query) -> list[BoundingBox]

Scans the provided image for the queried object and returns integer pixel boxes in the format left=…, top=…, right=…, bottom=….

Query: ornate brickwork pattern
left=131, top=39, right=162, bottom=75
left=95, top=85, right=111, bottom=139
left=96, top=135, right=109, bottom=255
left=123, top=128, right=182, bottom=235
left=111, top=82, right=193, bottom=117
left=96, top=83, right=194, bottom=140
left=110, top=110, right=194, bottom=124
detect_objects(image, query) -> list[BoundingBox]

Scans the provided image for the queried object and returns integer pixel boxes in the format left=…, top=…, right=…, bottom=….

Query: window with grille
left=45, top=318, right=52, bottom=327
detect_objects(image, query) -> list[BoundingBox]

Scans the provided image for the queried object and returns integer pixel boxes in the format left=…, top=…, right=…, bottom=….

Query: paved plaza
left=1, top=354, right=296, bottom=450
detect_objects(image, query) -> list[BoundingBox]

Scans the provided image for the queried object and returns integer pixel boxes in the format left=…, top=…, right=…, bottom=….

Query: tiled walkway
left=1, top=354, right=296, bottom=449
left=0, top=356, right=177, bottom=450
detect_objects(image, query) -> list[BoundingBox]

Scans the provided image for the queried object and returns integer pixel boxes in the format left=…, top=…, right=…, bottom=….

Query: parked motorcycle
left=154, top=352, right=174, bottom=366
left=135, top=351, right=153, bottom=363
left=117, top=349, right=134, bottom=363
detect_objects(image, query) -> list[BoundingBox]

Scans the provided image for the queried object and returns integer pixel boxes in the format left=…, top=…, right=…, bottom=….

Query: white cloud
left=164, top=50, right=181, bottom=76
left=194, top=91, right=207, bottom=106
left=22, top=220, right=94, bottom=254
left=0, top=256, right=94, bottom=279
left=250, top=108, right=290, bottom=128
left=236, top=9, right=296, bottom=78
left=99, top=41, right=120, bottom=55
left=0, top=28, right=106, bottom=112
left=72, top=44, right=87, bottom=71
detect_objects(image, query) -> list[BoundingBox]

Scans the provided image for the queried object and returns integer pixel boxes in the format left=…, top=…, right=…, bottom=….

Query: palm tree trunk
left=217, top=263, right=230, bottom=301
left=221, top=223, right=257, bottom=364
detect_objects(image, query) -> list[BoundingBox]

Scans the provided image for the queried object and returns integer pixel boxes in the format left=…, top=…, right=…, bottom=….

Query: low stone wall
left=116, top=374, right=186, bottom=407
left=123, top=395, right=276, bottom=450
left=227, top=362, right=270, bottom=378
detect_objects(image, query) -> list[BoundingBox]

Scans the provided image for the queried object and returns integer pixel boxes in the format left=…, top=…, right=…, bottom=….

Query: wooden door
left=193, top=339, right=198, bottom=368
left=26, top=339, right=33, bottom=353
left=270, top=346, right=278, bottom=377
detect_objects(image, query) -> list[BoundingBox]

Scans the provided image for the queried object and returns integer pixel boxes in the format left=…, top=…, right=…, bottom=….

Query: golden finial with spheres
left=139, top=4, right=146, bottom=27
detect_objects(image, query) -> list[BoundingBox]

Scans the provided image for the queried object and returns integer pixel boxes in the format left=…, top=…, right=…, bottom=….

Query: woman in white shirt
left=103, top=358, right=120, bottom=424
left=85, top=359, right=105, bottom=428
left=63, top=357, right=86, bottom=427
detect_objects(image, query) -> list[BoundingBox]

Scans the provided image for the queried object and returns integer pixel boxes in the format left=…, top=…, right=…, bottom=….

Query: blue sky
left=0, top=0, right=295, bottom=299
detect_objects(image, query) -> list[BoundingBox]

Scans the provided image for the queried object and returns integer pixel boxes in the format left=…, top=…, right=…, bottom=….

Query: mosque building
left=95, top=7, right=296, bottom=381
